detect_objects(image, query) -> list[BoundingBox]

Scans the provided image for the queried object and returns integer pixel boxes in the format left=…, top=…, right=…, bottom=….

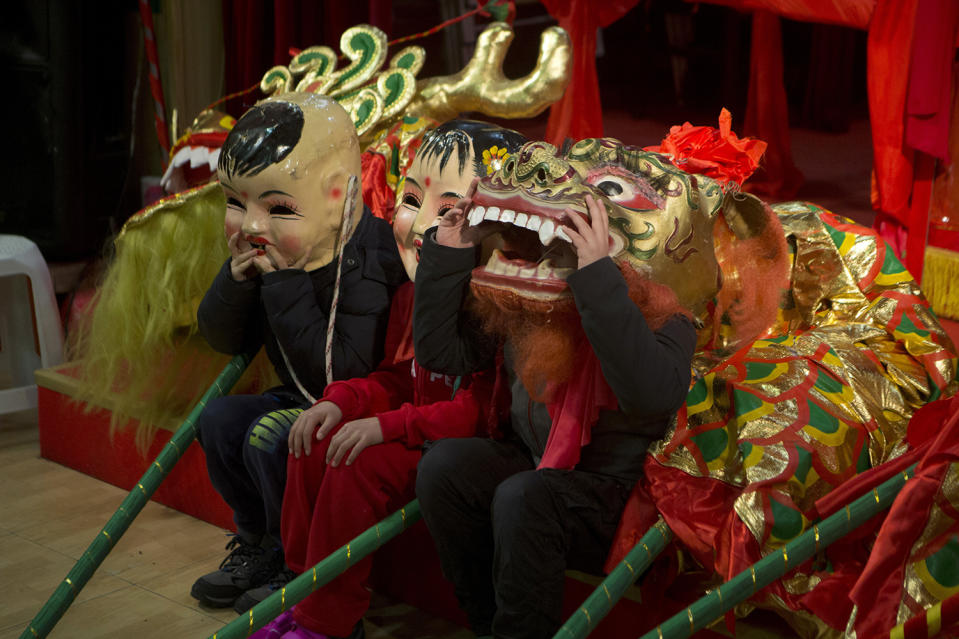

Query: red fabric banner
left=540, top=0, right=640, bottom=145
left=742, top=11, right=803, bottom=200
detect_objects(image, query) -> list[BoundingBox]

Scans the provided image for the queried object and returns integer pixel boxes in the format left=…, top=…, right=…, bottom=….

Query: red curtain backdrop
left=221, top=0, right=391, bottom=116
left=701, top=0, right=957, bottom=283
left=216, top=0, right=957, bottom=280
left=742, top=11, right=803, bottom=200
left=869, top=0, right=959, bottom=281
left=540, top=0, right=640, bottom=145
left=694, top=0, right=874, bottom=29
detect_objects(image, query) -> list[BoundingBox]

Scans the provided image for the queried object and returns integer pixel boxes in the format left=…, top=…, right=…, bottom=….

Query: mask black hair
left=218, top=101, right=305, bottom=179
left=417, top=119, right=528, bottom=177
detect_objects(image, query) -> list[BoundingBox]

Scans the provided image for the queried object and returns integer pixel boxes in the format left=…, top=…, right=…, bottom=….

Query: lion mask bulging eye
left=586, top=173, right=661, bottom=211
left=597, top=180, right=623, bottom=197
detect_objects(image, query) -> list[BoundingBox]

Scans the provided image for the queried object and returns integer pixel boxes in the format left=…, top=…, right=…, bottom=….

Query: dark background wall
left=0, top=0, right=868, bottom=266
left=1, top=1, right=144, bottom=262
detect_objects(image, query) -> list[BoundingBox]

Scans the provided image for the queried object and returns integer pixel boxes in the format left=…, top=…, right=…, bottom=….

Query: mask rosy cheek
left=224, top=218, right=241, bottom=238
left=278, top=236, right=303, bottom=261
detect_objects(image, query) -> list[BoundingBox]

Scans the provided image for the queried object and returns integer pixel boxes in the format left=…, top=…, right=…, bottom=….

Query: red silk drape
left=692, top=0, right=873, bottom=29
left=221, top=0, right=391, bottom=116
left=708, top=0, right=957, bottom=282
left=869, top=0, right=959, bottom=281
left=540, top=0, right=640, bottom=145
left=742, top=11, right=803, bottom=199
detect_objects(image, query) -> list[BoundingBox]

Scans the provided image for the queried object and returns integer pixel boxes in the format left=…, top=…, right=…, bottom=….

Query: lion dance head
left=463, top=136, right=788, bottom=398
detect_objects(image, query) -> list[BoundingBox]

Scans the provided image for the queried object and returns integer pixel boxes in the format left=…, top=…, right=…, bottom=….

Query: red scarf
left=539, top=340, right=618, bottom=469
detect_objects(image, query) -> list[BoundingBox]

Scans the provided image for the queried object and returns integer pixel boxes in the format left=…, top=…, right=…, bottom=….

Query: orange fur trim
left=711, top=201, right=790, bottom=348
left=468, top=265, right=691, bottom=401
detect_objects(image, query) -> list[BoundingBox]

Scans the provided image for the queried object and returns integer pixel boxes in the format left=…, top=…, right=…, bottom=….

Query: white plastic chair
left=0, top=235, right=65, bottom=413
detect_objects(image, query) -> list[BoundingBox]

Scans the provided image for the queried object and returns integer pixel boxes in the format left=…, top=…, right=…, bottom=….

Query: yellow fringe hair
left=70, top=183, right=276, bottom=452
left=924, top=246, right=959, bottom=321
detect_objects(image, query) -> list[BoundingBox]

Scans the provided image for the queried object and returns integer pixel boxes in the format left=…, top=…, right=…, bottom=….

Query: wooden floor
left=0, top=407, right=472, bottom=639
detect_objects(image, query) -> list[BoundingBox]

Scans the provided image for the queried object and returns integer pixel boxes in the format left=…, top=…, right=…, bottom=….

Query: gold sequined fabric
left=647, top=202, right=958, bottom=636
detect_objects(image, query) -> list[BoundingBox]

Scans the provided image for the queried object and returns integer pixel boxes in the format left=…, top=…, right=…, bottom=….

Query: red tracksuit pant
left=282, top=439, right=421, bottom=637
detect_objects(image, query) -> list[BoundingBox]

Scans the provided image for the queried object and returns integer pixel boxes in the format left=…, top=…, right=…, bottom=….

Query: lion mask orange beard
left=468, top=259, right=693, bottom=403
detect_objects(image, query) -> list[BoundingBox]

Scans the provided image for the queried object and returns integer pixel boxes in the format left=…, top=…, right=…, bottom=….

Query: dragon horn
left=406, top=22, right=571, bottom=122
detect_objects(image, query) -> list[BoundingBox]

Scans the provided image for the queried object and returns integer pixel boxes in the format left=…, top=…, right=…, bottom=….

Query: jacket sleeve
left=197, top=259, right=263, bottom=355
left=321, top=358, right=415, bottom=422
left=377, top=369, right=494, bottom=447
left=567, top=257, right=696, bottom=418
left=319, top=282, right=417, bottom=421
left=412, top=229, right=499, bottom=375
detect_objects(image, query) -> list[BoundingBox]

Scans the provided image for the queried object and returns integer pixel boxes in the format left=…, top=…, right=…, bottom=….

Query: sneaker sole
left=190, top=582, right=240, bottom=608
left=233, top=594, right=258, bottom=615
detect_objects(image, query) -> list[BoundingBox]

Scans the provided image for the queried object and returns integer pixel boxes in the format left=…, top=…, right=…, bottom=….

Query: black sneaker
left=191, top=534, right=283, bottom=607
left=233, top=566, right=297, bottom=613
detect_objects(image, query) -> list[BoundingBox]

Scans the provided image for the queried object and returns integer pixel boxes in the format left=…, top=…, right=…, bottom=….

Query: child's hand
left=252, top=244, right=286, bottom=274
left=326, top=417, right=384, bottom=467
left=564, top=194, right=611, bottom=270
left=288, top=401, right=343, bottom=458
left=435, top=192, right=475, bottom=248
left=227, top=231, right=258, bottom=281
left=435, top=178, right=501, bottom=249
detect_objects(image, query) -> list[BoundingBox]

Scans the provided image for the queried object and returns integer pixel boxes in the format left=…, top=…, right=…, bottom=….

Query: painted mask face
left=218, top=92, right=362, bottom=272
left=393, top=120, right=526, bottom=281
left=465, top=138, right=725, bottom=313
left=394, top=145, right=474, bottom=280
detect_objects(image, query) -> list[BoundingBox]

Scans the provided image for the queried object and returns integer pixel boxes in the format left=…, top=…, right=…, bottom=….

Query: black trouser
left=415, top=437, right=631, bottom=639
left=196, top=390, right=306, bottom=541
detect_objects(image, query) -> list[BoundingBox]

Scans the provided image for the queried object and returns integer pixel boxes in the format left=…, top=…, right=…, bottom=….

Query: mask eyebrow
left=404, top=177, right=423, bottom=191
left=260, top=189, right=295, bottom=199
left=440, top=191, right=463, bottom=199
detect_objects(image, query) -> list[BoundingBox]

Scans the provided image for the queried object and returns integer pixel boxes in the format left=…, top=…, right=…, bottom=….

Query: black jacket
left=198, top=207, right=407, bottom=400
left=412, top=228, right=696, bottom=482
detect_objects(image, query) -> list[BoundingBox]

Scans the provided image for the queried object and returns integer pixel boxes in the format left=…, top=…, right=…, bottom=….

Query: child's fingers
left=443, top=200, right=470, bottom=227
left=585, top=195, right=609, bottom=236
left=327, top=429, right=356, bottom=466
left=264, top=245, right=285, bottom=269
left=291, top=247, right=312, bottom=270
left=288, top=416, right=311, bottom=457
left=345, top=440, right=368, bottom=466
left=302, top=426, right=312, bottom=457
left=567, top=207, right=590, bottom=234
left=288, top=424, right=304, bottom=458
left=315, top=414, right=337, bottom=441
left=565, top=209, right=590, bottom=250
left=288, top=416, right=299, bottom=451
left=253, top=254, right=275, bottom=273
left=563, top=227, right=585, bottom=252
left=232, top=256, right=255, bottom=276
left=288, top=428, right=298, bottom=457
left=465, top=176, right=480, bottom=200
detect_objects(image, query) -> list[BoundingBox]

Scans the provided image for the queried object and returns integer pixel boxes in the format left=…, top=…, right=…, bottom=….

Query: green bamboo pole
left=640, top=464, right=917, bottom=639
left=20, top=352, right=252, bottom=639
left=553, top=518, right=673, bottom=639
left=208, top=499, right=422, bottom=639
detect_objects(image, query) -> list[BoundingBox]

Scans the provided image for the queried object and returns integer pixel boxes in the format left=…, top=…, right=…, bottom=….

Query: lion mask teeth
left=468, top=205, right=573, bottom=247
